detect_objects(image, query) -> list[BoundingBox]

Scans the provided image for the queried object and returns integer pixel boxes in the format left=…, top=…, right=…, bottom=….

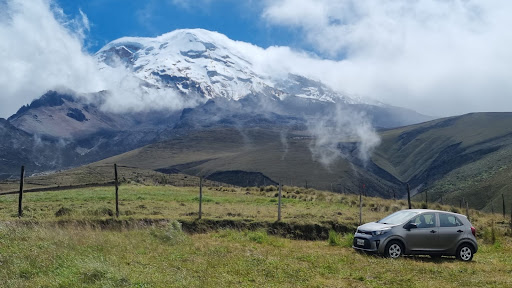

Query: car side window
left=439, top=213, right=463, bottom=227
left=410, top=213, right=436, bottom=228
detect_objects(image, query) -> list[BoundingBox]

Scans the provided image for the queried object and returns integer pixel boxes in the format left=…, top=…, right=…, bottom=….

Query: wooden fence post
left=359, top=189, right=363, bottom=225
left=407, top=183, right=411, bottom=209
left=466, top=201, right=470, bottom=221
left=425, top=190, right=428, bottom=208
left=305, top=180, right=308, bottom=189
left=198, top=177, right=203, bottom=220
left=278, top=182, right=282, bottom=222
left=18, top=165, right=24, bottom=218
left=502, top=194, right=506, bottom=219
left=115, top=164, right=119, bottom=218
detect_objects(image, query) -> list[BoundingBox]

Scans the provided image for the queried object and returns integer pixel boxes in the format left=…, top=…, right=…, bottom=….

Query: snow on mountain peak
left=95, top=28, right=368, bottom=106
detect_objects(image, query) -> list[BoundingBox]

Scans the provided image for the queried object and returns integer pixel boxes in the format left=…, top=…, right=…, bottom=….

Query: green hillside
left=5, top=112, right=512, bottom=211
left=96, top=128, right=400, bottom=198
left=373, top=112, right=512, bottom=210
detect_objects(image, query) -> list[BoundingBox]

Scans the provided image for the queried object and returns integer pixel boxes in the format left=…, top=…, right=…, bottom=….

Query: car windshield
left=376, top=210, right=419, bottom=225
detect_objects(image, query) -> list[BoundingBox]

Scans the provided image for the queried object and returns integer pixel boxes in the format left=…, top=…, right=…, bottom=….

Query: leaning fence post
left=407, top=183, right=411, bottom=209
left=278, top=182, right=282, bottom=222
left=466, top=201, right=470, bottom=221
left=115, top=164, right=119, bottom=218
left=198, top=177, right=203, bottom=220
left=18, top=165, right=24, bottom=218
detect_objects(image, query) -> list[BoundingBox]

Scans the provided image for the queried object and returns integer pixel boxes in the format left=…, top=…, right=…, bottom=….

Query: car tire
left=385, top=241, right=404, bottom=259
left=456, top=243, right=474, bottom=261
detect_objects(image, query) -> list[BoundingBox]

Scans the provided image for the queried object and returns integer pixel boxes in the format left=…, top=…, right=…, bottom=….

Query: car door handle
left=457, top=230, right=463, bottom=233
left=430, top=230, right=437, bottom=233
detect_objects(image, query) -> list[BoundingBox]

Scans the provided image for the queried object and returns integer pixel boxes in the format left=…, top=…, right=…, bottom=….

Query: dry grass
left=0, top=223, right=511, bottom=288
left=1, top=184, right=511, bottom=287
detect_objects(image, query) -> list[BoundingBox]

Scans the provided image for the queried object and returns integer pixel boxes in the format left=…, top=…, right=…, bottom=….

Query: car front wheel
left=456, top=244, right=474, bottom=261
left=385, top=241, right=404, bottom=259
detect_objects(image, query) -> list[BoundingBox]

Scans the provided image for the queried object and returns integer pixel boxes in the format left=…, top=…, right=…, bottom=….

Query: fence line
left=2, top=165, right=503, bottom=224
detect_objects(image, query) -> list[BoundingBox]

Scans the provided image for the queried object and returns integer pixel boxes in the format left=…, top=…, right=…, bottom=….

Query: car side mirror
left=404, top=223, right=417, bottom=230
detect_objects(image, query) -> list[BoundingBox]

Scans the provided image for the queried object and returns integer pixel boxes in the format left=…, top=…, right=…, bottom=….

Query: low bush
left=151, top=220, right=186, bottom=244
left=55, top=206, right=72, bottom=217
left=328, top=230, right=342, bottom=246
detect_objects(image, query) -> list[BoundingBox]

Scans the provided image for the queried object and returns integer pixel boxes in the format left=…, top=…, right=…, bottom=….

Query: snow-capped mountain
left=0, top=29, right=432, bottom=179
left=95, top=29, right=363, bottom=106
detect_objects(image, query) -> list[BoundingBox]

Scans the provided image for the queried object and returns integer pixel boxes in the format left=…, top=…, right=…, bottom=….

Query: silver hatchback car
left=353, top=209, right=478, bottom=261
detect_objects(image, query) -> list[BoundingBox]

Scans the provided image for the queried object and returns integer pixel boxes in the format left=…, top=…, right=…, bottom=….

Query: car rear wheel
left=456, top=244, right=474, bottom=261
left=385, top=241, right=403, bottom=259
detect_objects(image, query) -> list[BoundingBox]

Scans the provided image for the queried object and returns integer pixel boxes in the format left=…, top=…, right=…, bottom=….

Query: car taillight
left=471, top=226, right=476, bottom=237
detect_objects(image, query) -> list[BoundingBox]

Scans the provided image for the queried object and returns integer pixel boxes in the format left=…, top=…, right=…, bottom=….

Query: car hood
left=357, top=222, right=395, bottom=232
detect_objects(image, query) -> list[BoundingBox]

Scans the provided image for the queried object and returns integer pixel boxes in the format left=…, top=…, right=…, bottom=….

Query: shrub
left=450, top=207, right=460, bottom=214
left=316, top=193, right=326, bottom=201
left=247, top=231, right=269, bottom=244
left=55, top=206, right=72, bottom=217
left=151, top=220, right=186, bottom=244
left=328, top=230, right=342, bottom=246
left=342, top=233, right=355, bottom=248
left=90, top=207, right=114, bottom=217
left=391, top=205, right=401, bottom=212
left=481, top=220, right=498, bottom=244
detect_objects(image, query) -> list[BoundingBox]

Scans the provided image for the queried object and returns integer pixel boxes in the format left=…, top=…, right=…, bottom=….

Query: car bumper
left=352, top=233, right=387, bottom=253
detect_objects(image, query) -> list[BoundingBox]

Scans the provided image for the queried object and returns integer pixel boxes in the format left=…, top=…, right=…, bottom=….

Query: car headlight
left=372, top=229, right=390, bottom=236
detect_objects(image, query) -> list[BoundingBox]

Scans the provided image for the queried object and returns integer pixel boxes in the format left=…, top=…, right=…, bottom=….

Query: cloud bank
left=2, top=0, right=511, bottom=120
left=0, top=0, right=104, bottom=118
left=262, top=0, right=512, bottom=116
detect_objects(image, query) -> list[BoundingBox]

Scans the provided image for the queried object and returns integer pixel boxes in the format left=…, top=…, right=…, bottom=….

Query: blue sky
left=55, top=0, right=306, bottom=55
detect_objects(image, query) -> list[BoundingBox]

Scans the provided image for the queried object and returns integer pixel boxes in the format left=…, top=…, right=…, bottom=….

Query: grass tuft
left=328, top=230, right=342, bottom=246
left=55, top=206, right=72, bottom=217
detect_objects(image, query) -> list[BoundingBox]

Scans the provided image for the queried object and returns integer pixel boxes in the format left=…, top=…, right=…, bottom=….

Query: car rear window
left=439, top=213, right=463, bottom=227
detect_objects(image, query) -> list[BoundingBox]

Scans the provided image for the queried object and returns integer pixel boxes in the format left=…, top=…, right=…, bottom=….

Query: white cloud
left=262, top=0, right=512, bottom=116
left=0, top=0, right=104, bottom=118
left=2, top=0, right=510, bottom=119
left=0, top=0, right=198, bottom=118
left=307, top=104, right=380, bottom=167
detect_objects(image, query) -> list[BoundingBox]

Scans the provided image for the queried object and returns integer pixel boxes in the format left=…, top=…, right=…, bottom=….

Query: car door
left=437, top=212, right=466, bottom=251
left=403, top=212, right=439, bottom=252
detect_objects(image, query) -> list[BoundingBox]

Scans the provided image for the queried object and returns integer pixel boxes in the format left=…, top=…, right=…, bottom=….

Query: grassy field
left=0, top=185, right=400, bottom=228
left=1, top=184, right=512, bottom=287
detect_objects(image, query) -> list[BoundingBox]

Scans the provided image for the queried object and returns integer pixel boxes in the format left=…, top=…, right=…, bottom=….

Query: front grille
left=357, top=229, right=372, bottom=235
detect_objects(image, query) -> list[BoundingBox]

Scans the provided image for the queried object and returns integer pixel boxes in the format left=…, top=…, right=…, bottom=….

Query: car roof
left=406, top=209, right=467, bottom=218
